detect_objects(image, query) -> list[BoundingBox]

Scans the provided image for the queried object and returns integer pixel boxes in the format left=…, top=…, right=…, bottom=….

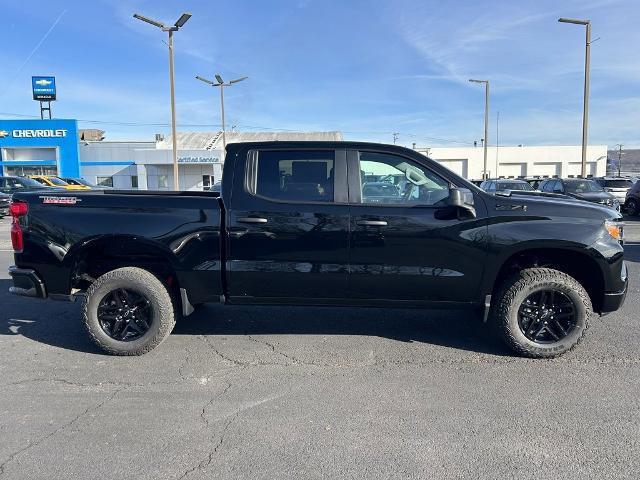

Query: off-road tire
left=491, top=267, right=591, bottom=358
left=83, top=267, right=176, bottom=355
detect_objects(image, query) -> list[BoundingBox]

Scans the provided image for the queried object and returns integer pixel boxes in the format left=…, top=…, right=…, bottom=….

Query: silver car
left=594, top=177, right=635, bottom=204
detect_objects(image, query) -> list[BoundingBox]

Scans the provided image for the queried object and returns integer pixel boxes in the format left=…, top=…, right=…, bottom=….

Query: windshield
left=45, top=177, right=70, bottom=186
left=565, top=180, right=603, bottom=193
left=497, top=182, right=533, bottom=191
left=17, top=177, right=43, bottom=187
left=602, top=179, right=633, bottom=188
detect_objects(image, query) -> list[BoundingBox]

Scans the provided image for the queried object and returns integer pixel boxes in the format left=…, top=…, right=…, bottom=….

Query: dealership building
left=0, top=118, right=342, bottom=190
left=418, top=145, right=608, bottom=180
left=0, top=117, right=607, bottom=189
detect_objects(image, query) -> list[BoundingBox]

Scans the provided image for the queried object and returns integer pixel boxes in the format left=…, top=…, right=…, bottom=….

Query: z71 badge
left=39, top=196, right=82, bottom=205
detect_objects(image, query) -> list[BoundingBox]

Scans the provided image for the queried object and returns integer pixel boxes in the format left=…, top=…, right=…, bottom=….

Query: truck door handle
left=237, top=217, right=268, bottom=224
left=356, top=220, right=388, bottom=226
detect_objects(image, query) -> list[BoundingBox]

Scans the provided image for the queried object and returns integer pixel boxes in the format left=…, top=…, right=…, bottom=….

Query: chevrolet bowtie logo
left=34, top=79, right=52, bottom=86
left=0, top=130, right=9, bottom=138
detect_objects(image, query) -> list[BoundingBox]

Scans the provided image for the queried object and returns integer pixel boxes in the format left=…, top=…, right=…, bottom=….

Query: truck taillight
left=10, top=200, right=28, bottom=253
left=10, top=201, right=28, bottom=217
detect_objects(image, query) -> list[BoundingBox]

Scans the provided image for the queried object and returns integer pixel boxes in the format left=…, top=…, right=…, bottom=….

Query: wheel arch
left=487, top=247, right=605, bottom=313
left=65, top=235, right=182, bottom=294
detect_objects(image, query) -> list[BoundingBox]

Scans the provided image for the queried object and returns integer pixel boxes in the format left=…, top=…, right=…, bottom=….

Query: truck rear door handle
left=237, top=217, right=268, bottom=224
left=356, top=220, right=388, bottom=226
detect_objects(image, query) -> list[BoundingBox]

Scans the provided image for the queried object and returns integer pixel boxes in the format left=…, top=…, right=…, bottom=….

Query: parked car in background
left=0, top=176, right=49, bottom=195
left=205, top=181, right=222, bottom=193
left=480, top=179, right=534, bottom=193
left=593, top=177, right=634, bottom=205
left=538, top=178, right=620, bottom=211
left=59, top=177, right=100, bottom=189
left=624, top=180, right=640, bottom=215
left=522, top=176, right=553, bottom=190
left=0, top=192, right=10, bottom=217
left=29, top=175, right=91, bottom=191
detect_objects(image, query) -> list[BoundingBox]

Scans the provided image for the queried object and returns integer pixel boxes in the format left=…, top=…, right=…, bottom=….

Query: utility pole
left=558, top=17, right=591, bottom=178
left=393, top=132, right=399, bottom=144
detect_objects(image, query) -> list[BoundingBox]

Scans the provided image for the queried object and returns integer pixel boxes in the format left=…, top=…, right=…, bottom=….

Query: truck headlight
left=604, top=220, right=624, bottom=241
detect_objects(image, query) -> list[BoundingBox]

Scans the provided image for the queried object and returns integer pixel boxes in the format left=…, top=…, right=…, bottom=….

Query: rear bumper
left=8, top=266, right=47, bottom=299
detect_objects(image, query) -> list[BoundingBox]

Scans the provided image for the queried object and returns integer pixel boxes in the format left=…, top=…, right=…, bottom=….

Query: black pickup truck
left=8, top=141, right=627, bottom=358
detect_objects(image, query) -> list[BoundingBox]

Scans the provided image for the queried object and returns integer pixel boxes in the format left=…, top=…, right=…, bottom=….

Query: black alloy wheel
left=97, top=288, right=153, bottom=341
left=517, top=289, right=576, bottom=344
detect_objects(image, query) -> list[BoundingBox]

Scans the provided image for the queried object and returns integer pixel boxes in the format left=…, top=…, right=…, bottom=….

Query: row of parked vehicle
left=0, top=175, right=103, bottom=217
left=477, top=176, right=640, bottom=214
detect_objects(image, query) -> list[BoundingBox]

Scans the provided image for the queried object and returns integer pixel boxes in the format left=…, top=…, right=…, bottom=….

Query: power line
left=0, top=110, right=475, bottom=145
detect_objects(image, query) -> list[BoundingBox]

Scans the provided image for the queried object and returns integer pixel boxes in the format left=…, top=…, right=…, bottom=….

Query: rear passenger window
left=249, top=150, right=335, bottom=202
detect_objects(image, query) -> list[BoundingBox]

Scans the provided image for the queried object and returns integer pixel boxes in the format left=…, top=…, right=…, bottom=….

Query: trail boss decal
left=39, top=196, right=81, bottom=205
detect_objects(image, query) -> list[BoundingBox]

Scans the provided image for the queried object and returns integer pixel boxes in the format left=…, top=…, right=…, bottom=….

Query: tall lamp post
left=133, top=12, right=192, bottom=190
left=615, top=144, right=624, bottom=177
left=558, top=17, right=591, bottom=178
left=195, top=74, right=248, bottom=161
left=469, top=79, right=489, bottom=179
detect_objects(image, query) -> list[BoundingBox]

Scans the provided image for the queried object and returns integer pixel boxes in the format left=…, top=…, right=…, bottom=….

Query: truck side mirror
left=446, top=187, right=476, bottom=219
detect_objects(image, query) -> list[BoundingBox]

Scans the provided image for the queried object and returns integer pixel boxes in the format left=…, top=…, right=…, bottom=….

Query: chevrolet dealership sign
left=9, top=129, right=67, bottom=138
left=32, top=76, right=57, bottom=101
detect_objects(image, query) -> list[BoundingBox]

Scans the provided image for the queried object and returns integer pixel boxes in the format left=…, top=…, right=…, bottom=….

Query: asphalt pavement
left=0, top=215, right=639, bottom=479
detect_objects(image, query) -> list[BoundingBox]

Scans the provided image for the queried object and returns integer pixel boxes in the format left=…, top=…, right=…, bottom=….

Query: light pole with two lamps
left=133, top=12, right=192, bottom=190
left=195, top=74, right=248, bottom=161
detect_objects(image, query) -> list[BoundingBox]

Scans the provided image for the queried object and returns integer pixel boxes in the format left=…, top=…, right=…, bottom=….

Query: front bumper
left=600, top=275, right=628, bottom=314
left=8, top=266, right=47, bottom=298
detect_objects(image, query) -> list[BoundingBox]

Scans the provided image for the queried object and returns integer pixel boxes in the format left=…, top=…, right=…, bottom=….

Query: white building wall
left=420, top=145, right=607, bottom=180
left=79, top=141, right=222, bottom=191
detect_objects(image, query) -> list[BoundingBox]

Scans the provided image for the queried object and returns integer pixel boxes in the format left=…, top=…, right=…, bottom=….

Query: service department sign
left=177, top=156, right=219, bottom=164
left=32, top=76, right=56, bottom=101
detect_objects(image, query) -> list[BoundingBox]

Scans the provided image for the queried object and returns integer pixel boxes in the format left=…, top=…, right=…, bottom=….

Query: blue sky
left=0, top=0, right=638, bottom=148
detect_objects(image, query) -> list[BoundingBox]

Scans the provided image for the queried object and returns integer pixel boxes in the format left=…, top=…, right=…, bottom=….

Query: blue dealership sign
left=32, top=76, right=56, bottom=101
left=0, top=119, right=80, bottom=177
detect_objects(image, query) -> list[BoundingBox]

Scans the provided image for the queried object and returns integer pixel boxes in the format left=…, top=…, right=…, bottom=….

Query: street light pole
left=616, top=144, right=624, bottom=177
left=469, top=79, right=489, bottom=179
left=219, top=83, right=226, bottom=156
left=167, top=30, right=179, bottom=190
left=559, top=17, right=591, bottom=178
left=195, top=74, right=248, bottom=162
left=133, top=12, right=192, bottom=190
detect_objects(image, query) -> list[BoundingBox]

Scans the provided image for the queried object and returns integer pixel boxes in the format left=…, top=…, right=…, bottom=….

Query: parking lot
left=0, top=214, right=638, bottom=480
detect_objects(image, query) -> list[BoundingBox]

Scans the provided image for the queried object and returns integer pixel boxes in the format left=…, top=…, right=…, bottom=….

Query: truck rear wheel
left=491, top=268, right=591, bottom=358
left=83, top=267, right=176, bottom=355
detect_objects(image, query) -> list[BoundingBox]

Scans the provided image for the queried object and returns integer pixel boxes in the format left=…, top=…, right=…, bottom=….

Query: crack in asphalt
left=246, top=334, right=302, bottom=365
left=0, top=386, right=125, bottom=477
left=177, top=393, right=284, bottom=480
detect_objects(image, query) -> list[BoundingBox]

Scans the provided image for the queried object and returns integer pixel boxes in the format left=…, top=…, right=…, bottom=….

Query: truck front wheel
left=491, top=268, right=591, bottom=358
left=83, top=267, right=176, bottom=355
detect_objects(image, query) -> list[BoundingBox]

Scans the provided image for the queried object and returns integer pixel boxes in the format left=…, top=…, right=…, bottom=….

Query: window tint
left=251, top=150, right=335, bottom=202
left=357, top=151, right=449, bottom=206
left=602, top=179, right=633, bottom=188
left=498, top=181, right=533, bottom=191
left=97, top=176, right=114, bottom=188
left=565, top=179, right=602, bottom=193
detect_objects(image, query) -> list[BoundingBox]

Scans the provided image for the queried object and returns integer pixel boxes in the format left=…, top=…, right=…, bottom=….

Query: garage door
left=498, top=163, right=526, bottom=177
left=567, top=162, right=596, bottom=176
left=531, top=162, right=561, bottom=176
left=437, top=159, right=468, bottom=178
